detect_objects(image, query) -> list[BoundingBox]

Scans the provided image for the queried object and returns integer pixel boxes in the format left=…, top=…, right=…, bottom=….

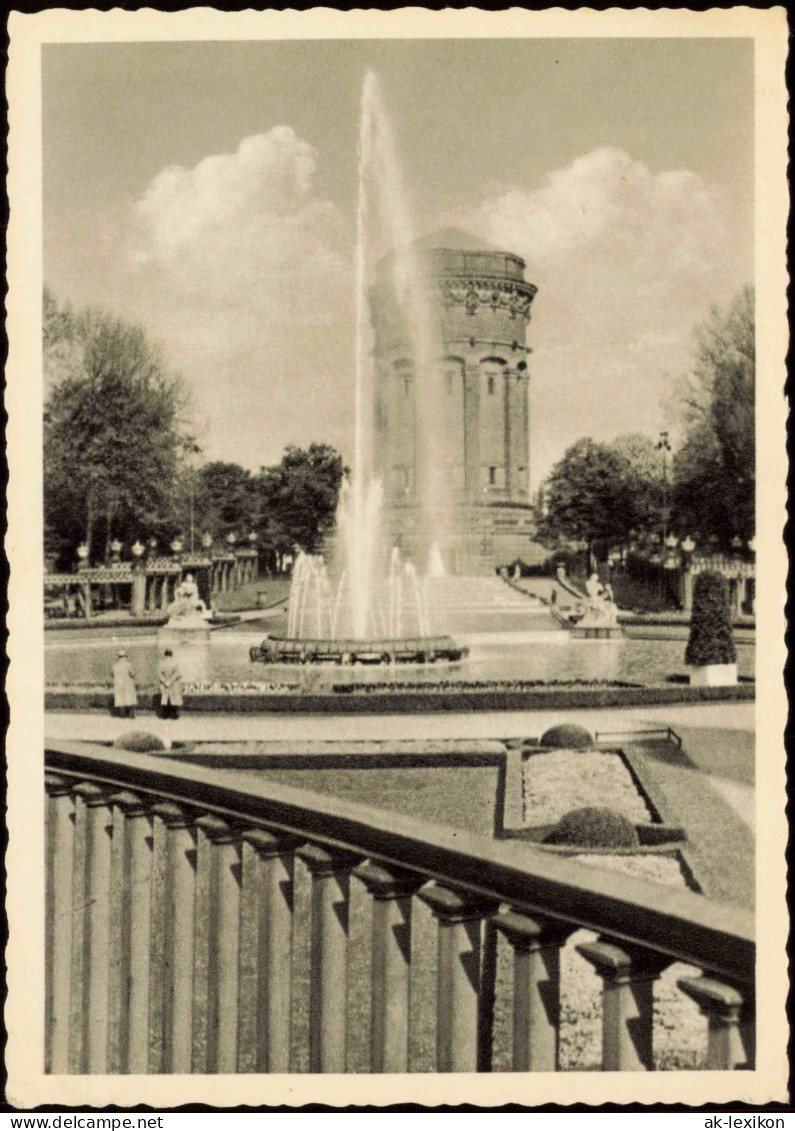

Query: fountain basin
left=250, top=633, right=468, bottom=666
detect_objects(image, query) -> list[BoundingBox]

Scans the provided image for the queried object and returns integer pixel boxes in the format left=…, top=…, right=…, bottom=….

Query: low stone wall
left=45, top=680, right=755, bottom=714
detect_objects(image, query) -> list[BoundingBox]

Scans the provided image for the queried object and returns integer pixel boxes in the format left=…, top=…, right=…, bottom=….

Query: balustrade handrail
left=45, top=738, right=754, bottom=985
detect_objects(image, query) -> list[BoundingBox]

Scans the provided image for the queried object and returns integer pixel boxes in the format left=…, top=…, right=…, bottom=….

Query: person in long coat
left=112, top=650, right=137, bottom=718
left=159, top=649, right=183, bottom=720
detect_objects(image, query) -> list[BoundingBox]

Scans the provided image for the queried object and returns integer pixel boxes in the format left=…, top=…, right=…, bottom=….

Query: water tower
left=369, top=227, right=539, bottom=575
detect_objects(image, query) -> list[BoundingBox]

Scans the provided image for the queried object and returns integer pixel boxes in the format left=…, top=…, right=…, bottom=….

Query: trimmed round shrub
left=540, top=722, right=594, bottom=749
left=113, top=731, right=166, bottom=753
left=544, top=807, right=639, bottom=848
left=685, top=571, right=737, bottom=666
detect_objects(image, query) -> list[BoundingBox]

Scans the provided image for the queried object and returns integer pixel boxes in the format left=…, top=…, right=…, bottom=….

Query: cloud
left=446, top=148, right=751, bottom=481
left=104, top=127, right=355, bottom=468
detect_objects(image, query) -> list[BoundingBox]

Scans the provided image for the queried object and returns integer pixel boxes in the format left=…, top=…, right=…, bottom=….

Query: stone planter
left=688, top=662, right=737, bottom=687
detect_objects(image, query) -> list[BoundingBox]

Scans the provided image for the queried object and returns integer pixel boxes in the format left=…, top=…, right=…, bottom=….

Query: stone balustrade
left=45, top=740, right=755, bottom=1075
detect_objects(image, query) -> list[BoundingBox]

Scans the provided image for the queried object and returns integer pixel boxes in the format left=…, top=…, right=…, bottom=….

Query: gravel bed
left=523, top=748, right=654, bottom=826
left=558, top=854, right=706, bottom=1070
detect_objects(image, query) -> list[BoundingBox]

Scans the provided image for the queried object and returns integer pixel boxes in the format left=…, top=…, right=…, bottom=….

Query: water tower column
left=463, top=360, right=481, bottom=501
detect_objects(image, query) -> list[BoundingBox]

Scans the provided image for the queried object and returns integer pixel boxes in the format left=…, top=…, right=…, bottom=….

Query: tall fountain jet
left=342, top=69, right=448, bottom=637
left=286, top=68, right=447, bottom=644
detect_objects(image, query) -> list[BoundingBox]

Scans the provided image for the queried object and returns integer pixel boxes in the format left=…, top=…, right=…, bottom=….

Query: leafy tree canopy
left=254, top=443, right=348, bottom=559
left=44, top=289, right=195, bottom=566
left=607, top=433, right=664, bottom=534
left=192, top=461, right=257, bottom=541
left=538, top=437, right=637, bottom=549
left=669, top=286, right=755, bottom=547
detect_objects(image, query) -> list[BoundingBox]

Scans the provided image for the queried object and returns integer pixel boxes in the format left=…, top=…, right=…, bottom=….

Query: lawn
left=214, top=576, right=291, bottom=613
left=251, top=763, right=501, bottom=837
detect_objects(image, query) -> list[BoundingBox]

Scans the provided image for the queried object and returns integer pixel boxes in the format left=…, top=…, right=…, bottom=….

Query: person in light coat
left=112, top=650, right=137, bottom=718
left=158, top=649, right=183, bottom=720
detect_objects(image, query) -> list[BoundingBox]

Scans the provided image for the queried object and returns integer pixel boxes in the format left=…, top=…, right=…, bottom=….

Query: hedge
left=686, top=571, right=737, bottom=666
left=46, top=681, right=755, bottom=715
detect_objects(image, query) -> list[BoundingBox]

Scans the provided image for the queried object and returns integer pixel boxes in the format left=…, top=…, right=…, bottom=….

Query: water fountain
left=252, top=70, right=466, bottom=667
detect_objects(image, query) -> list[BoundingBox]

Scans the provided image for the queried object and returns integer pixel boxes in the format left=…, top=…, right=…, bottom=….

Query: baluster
left=164, top=805, right=197, bottom=1074
left=68, top=783, right=90, bottom=1072
left=354, top=861, right=424, bottom=1073
left=577, top=938, right=669, bottom=1071
left=677, top=975, right=755, bottom=1069
left=147, top=802, right=169, bottom=1072
left=191, top=814, right=219, bottom=1073
left=105, top=790, right=148, bottom=1073
left=192, top=815, right=241, bottom=1073
left=238, top=829, right=299, bottom=1073
left=298, top=844, right=362, bottom=1072
left=45, top=774, right=75, bottom=1074
left=419, top=884, right=498, bottom=1072
left=494, top=910, right=572, bottom=1071
left=71, top=782, right=114, bottom=1073
left=121, top=792, right=155, bottom=1074
left=148, top=802, right=197, bottom=1074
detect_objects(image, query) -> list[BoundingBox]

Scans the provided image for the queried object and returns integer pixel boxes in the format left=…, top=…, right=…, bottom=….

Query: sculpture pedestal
left=157, top=623, right=212, bottom=686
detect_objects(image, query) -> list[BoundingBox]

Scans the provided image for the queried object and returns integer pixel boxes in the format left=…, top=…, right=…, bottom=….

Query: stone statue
left=581, top=572, right=617, bottom=626
left=167, top=572, right=210, bottom=624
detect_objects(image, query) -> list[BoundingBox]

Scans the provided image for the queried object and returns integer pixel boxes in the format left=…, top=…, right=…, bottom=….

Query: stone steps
left=425, top=576, right=542, bottom=610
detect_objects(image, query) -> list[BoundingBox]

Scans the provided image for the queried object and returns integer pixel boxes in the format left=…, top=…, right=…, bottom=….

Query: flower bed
left=523, top=749, right=653, bottom=826
left=330, top=678, right=641, bottom=694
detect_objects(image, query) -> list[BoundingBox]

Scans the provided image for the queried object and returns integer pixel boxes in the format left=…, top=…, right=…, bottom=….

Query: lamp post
left=131, top=540, right=146, bottom=617
left=655, top=432, right=672, bottom=597
left=110, top=538, right=122, bottom=564
left=677, top=535, right=695, bottom=613
left=248, top=531, right=259, bottom=581
left=75, top=543, right=91, bottom=619
left=226, top=532, right=237, bottom=589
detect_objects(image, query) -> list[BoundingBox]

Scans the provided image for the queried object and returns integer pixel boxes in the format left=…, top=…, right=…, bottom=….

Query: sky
left=43, top=37, right=754, bottom=487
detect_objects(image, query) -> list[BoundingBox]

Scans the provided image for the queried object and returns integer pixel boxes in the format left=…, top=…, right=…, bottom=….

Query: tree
left=669, top=286, right=755, bottom=546
left=537, top=437, right=637, bottom=551
left=670, top=425, right=727, bottom=541
left=254, top=443, right=347, bottom=565
left=607, top=433, right=663, bottom=535
left=44, top=291, right=194, bottom=567
left=191, top=461, right=257, bottom=541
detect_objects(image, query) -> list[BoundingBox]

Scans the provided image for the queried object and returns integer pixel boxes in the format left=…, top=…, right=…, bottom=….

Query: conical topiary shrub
left=685, top=571, right=737, bottom=685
